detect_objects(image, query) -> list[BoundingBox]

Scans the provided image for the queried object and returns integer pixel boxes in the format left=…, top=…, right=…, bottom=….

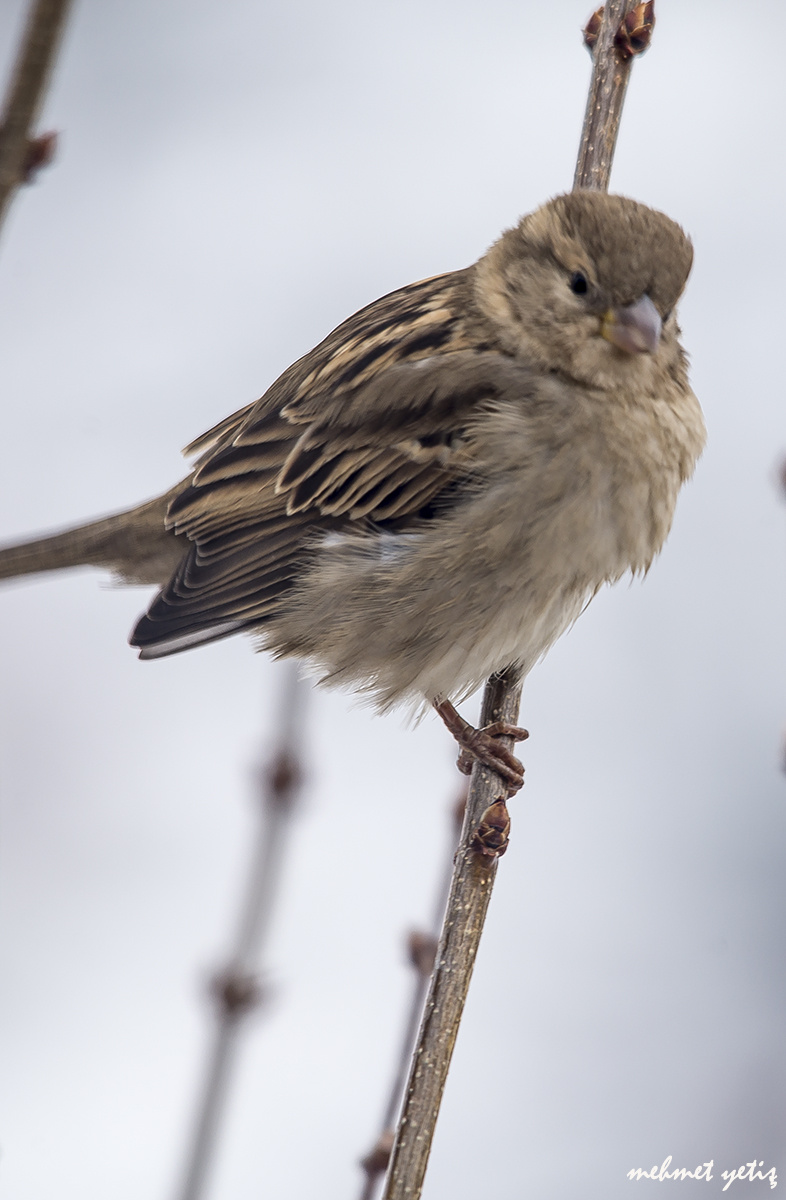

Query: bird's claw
left=454, top=722, right=527, bottom=795
left=434, top=700, right=528, bottom=796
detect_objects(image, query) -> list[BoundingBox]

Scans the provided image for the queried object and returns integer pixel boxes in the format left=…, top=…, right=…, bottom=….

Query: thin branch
left=174, top=665, right=306, bottom=1200
left=574, top=1, right=654, bottom=190
left=381, top=5, right=652, bottom=1198
left=380, top=671, right=520, bottom=1199
left=358, top=789, right=466, bottom=1200
left=0, top=0, right=72, bottom=232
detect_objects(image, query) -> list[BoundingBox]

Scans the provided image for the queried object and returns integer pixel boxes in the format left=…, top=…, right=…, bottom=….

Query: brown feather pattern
left=131, top=269, right=502, bottom=652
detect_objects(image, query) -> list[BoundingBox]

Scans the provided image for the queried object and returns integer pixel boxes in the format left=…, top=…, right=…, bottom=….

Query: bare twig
left=174, top=665, right=306, bottom=1200
left=358, top=790, right=466, bottom=1200
left=381, top=6, right=653, bottom=1197
left=381, top=671, right=521, bottom=1199
left=574, top=0, right=653, bottom=191
left=0, top=0, right=72, bottom=233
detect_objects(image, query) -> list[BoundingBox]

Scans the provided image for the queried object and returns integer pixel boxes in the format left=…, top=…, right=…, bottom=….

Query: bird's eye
left=662, top=308, right=672, bottom=323
left=569, top=271, right=588, bottom=295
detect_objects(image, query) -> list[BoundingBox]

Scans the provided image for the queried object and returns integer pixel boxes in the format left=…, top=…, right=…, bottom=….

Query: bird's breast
left=266, top=375, right=704, bottom=709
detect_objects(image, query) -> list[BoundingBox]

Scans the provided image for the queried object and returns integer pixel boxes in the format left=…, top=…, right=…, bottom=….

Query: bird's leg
left=433, top=699, right=528, bottom=795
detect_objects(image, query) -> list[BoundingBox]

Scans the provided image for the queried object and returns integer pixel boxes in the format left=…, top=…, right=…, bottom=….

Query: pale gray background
left=1, top=1, right=785, bottom=1197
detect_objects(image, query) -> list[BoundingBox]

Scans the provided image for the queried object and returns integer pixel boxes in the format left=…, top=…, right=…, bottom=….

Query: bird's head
left=473, top=191, right=693, bottom=390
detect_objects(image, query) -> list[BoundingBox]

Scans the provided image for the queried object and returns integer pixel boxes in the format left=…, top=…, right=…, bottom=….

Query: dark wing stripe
left=285, top=449, right=418, bottom=516
left=276, top=438, right=329, bottom=490
left=289, top=462, right=365, bottom=515
left=277, top=426, right=402, bottom=491
left=285, top=455, right=353, bottom=512
left=318, top=452, right=405, bottom=511
left=321, top=460, right=424, bottom=518
left=361, top=474, right=446, bottom=522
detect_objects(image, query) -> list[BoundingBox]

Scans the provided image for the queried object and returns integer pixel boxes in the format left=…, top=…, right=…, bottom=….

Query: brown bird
left=0, top=191, right=705, bottom=789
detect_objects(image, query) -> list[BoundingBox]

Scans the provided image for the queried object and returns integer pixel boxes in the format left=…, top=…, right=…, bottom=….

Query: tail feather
left=0, top=490, right=185, bottom=587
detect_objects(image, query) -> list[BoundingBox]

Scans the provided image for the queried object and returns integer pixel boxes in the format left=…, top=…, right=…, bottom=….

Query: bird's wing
left=131, top=270, right=530, bottom=656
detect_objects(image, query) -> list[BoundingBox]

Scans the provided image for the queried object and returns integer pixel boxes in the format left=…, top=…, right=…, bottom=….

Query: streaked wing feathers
left=132, top=268, right=519, bottom=654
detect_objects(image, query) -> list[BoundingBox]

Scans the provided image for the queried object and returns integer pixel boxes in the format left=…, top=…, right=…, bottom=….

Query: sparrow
left=0, top=191, right=705, bottom=788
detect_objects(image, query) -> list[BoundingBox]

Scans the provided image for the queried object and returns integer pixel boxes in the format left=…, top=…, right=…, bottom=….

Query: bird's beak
left=600, top=293, right=662, bottom=355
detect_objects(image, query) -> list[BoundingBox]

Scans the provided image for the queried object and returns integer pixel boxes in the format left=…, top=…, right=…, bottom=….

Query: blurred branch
left=778, top=456, right=786, bottom=774
left=174, top=665, right=306, bottom=1200
left=358, top=788, right=466, bottom=1200
left=381, top=5, right=654, bottom=1198
left=777, top=456, right=786, bottom=502
left=0, top=0, right=72, bottom=233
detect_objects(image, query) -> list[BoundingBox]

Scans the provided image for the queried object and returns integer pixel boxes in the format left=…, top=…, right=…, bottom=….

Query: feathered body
left=0, top=192, right=705, bottom=711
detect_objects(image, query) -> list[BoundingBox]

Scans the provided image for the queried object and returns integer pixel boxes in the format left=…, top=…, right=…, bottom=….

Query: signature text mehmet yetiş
left=628, top=1158, right=777, bottom=1190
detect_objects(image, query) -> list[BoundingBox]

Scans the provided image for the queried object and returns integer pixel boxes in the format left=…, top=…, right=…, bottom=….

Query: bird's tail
left=0, top=491, right=184, bottom=587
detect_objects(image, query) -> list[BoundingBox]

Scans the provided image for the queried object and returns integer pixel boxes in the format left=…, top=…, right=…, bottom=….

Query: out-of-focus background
left=1, top=2, right=785, bottom=1197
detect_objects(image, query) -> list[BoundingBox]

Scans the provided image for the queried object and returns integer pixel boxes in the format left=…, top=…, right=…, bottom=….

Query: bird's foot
left=433, top=699, right=528, bottom=795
